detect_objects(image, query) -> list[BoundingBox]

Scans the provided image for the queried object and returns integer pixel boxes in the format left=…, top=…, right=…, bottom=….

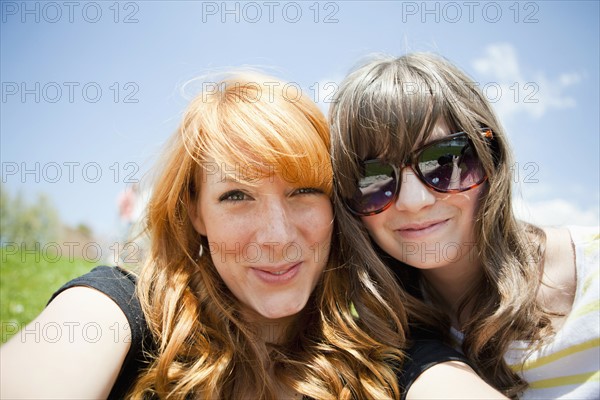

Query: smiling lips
left=395, top=219, right=450, bottom=239
left=251, top=263, right=301, bottom=284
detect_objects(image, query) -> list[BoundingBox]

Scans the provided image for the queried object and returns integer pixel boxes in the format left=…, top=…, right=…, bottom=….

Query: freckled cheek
left=301, top=203, right=333, bottom=230
left=205, top=212, right=259, bottom=252
left=296, top=206, right=333, bottom=256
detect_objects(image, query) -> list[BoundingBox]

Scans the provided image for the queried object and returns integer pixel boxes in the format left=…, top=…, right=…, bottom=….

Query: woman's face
left=360, top=123, right=483, bottom=271
left=190, top=163, right=333, bottom=322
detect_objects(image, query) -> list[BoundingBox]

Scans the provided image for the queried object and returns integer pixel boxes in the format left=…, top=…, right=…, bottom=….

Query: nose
left=255, top=198, right=297, bottom=245
left=394, top=167, right=436, bottom=213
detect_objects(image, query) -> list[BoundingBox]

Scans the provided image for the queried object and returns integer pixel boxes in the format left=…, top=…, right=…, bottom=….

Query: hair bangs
left=331, top=56, right=449, bottom=199
left=181, top=76, right=332, bottom=196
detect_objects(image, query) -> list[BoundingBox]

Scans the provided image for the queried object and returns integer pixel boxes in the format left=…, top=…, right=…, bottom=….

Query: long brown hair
left=131, top=72, right=409, bottom=399
left=329, top=53, right=549, bottom=398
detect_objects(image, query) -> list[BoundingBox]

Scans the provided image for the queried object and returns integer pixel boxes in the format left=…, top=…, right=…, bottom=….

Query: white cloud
left=513, top=181, right=599, bottom=227
left=513, top=196, right=599, bottom=227
left=472, top=43, right=582, bottom=122
left=559, top=72, right=582, bottom=86
left=473, top=43, right=521, bottom=81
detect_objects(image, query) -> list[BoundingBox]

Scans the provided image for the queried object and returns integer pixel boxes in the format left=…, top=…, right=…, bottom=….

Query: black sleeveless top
left=50, top=266, right=471, bottom=399
left=49, top=266, right=152, bottom=399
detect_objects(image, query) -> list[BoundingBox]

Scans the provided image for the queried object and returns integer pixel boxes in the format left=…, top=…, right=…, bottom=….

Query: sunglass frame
left=348, top=129, right=493, bottom=216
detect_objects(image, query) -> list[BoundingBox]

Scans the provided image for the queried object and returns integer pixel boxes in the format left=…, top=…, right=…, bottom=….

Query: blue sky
left=1, top=0, right=599, bottom=243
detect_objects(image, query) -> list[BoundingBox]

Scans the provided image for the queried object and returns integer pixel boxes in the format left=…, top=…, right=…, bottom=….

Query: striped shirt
left=453, top=226, right=600, bottom=399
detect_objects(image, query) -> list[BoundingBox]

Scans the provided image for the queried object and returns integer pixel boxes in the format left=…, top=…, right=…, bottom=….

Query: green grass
left=0, top=248, right=96, bottom=344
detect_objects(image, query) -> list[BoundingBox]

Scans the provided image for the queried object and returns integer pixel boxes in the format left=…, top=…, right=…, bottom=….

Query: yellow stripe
left=581, top=268, right=599, bottom=294
left=528, top=370, right=600, bottom=389
left=510, top=338, right=600, bottom=371
left=571, top=300, right=600, bottom=319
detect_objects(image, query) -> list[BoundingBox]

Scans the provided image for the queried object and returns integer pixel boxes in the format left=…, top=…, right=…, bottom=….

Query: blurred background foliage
left=1, top=183, right=97, bottom=343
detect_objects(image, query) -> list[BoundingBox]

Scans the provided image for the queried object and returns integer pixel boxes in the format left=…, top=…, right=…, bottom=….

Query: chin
left=258, top=301, right=305, bottom=320
left=399, top=255, right=449, bottom=270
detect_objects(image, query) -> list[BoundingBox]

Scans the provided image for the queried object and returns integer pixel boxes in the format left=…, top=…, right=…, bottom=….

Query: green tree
left=0, top=183, right=10, bottom=244
left=0, top=185, right=61, bottom=247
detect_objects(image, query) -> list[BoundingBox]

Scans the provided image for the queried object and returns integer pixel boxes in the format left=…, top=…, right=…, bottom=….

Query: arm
left=0, top=286, right=131, bottom=399
left=407, top=361, right=508, bottom=399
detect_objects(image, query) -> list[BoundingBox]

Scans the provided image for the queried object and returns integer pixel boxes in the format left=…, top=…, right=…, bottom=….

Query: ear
left=187, top=197, right=207, bottom=236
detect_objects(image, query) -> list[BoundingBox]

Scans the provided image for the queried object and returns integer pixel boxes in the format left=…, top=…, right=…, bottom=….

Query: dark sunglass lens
left=458, top=146, right=486, bottom=187
left=348, top=162, right=397, bottom=214
left=418, top=136, right=485, bottom=191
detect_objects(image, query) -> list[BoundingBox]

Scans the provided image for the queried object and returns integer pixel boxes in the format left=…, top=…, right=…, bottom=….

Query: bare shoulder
left=407, top=361, right=508, bottom=399
left=538, top=227, right=577, bottom=315
left=46, top=284, right=131, bottom=318
left=0, top=286, right=131, bottom=399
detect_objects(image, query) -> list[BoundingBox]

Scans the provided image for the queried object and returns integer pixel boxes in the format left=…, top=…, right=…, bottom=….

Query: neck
left=241, top=310, right=298, bottom=344
left=420, top=247, right=482, bottom=327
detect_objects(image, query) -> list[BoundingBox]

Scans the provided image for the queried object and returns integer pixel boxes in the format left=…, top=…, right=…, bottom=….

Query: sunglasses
left=347, top=129, right=493, bottom=216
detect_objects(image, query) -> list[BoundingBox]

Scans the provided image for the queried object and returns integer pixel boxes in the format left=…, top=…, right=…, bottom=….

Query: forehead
left=200, top=160, right=273, bottom=185
left=426, top=120, right=451, bottom=140
left=411, top=120, right=453, bottom=152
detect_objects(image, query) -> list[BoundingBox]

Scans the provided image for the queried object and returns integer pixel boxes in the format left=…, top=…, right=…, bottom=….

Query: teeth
left=271, top=270, right=286, bottom=275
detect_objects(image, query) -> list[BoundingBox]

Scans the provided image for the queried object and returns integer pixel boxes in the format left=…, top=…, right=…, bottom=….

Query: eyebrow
left=213, top=175, right=249, bottom=186
left=212, top=172, right=271, bottom=186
